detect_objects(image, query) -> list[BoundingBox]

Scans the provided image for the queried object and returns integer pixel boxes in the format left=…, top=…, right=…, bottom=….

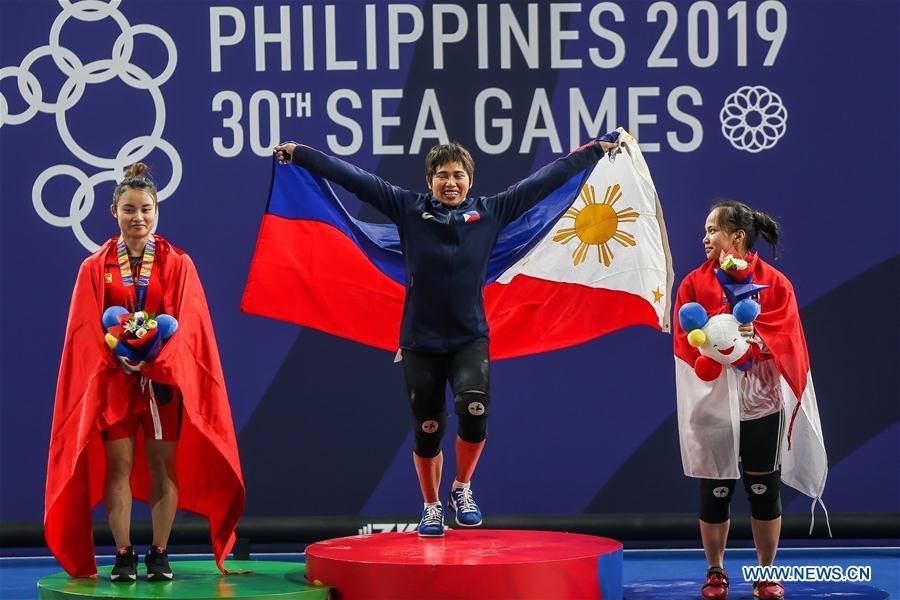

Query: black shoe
left=145, top=546, right=173, bottom=581
left=110, top=546, right=138, bottom=582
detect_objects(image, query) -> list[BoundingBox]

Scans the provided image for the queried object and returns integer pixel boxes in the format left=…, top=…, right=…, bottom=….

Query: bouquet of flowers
left=719, top=248, right=749, bottom=272
left=102, top=306, right=178, bottom=363
left=718, top=248, right=756, bottom=282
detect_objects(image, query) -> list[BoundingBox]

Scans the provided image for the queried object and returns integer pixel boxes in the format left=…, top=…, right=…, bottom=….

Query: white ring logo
left=719, top=85, right=788, bottom=154
left=0, top=0, right=180, bottom=251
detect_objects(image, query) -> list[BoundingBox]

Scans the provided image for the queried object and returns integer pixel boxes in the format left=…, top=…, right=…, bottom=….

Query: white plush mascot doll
left=678, top=298, right=760, bottom=381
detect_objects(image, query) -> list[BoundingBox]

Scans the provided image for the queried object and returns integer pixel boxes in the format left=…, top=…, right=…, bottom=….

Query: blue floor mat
left=622, top=547, right=898, bottom=599
left=3, top=547, right=897, bottom=599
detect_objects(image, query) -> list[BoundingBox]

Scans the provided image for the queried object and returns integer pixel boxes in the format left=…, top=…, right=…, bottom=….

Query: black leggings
left=402, top=341, right=490, bottom=458
left=739, top=410, right=783, bottom=473
left=699, top=410, right=785, bottom=523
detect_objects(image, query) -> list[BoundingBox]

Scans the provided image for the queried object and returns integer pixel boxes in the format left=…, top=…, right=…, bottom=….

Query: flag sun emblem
left=553, top=183, right=639, bottom=267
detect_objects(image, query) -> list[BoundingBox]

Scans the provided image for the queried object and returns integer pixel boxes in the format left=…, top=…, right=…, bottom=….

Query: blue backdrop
left=1, top=0, right=897, bottom=525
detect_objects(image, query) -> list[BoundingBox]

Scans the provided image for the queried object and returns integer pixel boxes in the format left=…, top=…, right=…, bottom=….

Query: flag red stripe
left=241, top=215, right=404, bottom=351
left=485, top=276, right=662, bottom=359
left=242, top=216, right=662, bottom=358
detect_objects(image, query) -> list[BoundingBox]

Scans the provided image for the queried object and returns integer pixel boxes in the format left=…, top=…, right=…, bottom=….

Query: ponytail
left=752, top=210, right=781, bottom=258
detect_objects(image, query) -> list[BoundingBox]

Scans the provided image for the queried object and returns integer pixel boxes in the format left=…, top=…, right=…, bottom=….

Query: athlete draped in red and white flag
left=673, top=201, right=827, bottom=600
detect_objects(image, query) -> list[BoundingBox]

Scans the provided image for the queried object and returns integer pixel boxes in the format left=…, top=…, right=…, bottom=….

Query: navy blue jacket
left=292, top=141, right=611, bottom=353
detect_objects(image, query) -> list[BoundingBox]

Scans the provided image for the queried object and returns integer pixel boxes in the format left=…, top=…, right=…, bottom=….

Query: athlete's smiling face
left=427, top=161, right=471, bottom=208
left=113, top=189, right=157, bottom=240
left=703, top=209, right=745, bottom=260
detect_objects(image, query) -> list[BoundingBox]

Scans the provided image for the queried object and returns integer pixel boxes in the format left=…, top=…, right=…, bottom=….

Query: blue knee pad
left=454, top=391, right=489, bottom=443
left=743, top=471, right=782, bottom=521
left=413, top=412, right=446, bottom=458
left=699, top=479, right=736, bottom=524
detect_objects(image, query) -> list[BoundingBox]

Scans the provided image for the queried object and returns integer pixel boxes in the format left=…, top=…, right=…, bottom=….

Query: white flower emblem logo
left=719, top=86, right=788, bottom=154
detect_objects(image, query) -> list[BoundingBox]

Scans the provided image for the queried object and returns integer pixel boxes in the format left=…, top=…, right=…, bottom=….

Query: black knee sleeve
left=454, top=391, right=489, bottom=443
left=412, top=412, right=447, bottom=458
left=699, top=479, right=736, bottom=524
left=743, top=471, right=782, bottom=521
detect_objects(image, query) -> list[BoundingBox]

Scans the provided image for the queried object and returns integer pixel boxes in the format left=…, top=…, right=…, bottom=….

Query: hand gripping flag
left=242, top=130, right=674, bottom=358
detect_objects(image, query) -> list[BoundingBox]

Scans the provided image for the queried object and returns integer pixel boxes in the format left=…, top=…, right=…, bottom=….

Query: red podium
left=305, top=529, right=623, bottom=599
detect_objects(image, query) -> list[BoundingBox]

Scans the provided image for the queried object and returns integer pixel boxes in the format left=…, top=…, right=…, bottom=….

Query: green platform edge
left=37, top=561, right=330, bottom=600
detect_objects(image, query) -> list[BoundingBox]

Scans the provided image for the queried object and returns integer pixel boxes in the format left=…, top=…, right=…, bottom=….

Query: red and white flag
left=673, top=257, right=829, bottom=530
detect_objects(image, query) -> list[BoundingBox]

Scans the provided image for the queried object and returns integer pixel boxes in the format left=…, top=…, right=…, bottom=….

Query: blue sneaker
left=448, top=486, right=483, bottom=527
left=417, top=503, right=445, bottom=537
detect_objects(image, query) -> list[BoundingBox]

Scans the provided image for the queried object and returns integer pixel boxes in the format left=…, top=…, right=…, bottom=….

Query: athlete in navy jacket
left=274, top=135, right=619, bottom=537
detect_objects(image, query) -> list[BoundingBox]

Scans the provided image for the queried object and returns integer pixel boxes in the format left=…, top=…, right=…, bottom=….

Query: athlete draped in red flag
left=673, top=201, right=827, bottom=600
left=45, top=164, right=245, bottom=581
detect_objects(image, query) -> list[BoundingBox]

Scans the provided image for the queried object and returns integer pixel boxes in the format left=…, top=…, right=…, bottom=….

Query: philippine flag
left=462, top=210, right=481, bottom=223
left=242, top=130, right=673, bottom=359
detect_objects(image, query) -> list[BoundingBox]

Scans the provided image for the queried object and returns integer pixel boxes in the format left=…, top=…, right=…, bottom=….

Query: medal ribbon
left=116, top=234, right=156, bottom=312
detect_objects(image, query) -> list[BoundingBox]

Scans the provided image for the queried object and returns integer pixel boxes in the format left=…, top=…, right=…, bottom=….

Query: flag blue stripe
left=266, top=160, right=589, bottom=286
left=268, top=164, right=407, bottom=284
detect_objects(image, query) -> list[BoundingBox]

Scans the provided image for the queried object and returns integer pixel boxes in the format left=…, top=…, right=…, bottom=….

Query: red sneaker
left=754, top=580, right=785, bottom=599
left=701, top=566, right=729, bottom=599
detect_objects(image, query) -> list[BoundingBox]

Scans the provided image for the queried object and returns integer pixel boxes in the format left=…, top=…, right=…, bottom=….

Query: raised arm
left=489, top=132, right=620, bottom=227
left=274, top=142, right=409, bottom=223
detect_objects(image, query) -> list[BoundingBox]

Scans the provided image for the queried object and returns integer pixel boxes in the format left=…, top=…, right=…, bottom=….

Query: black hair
left=425, top=142, right=474, bottom=181
left=712, top=200, right=781, bottom=257
left=112, top=162, right=157, bottom=210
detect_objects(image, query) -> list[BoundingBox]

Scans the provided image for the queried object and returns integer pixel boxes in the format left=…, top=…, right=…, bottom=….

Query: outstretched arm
left=274, top=142, right=409, bottom=223
left=490, top=133, right=620, bottom=227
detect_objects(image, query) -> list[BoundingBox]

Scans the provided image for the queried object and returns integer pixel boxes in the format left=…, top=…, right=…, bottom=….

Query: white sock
left=424, top=500, right=441, bottom=508
left=452, top=480, right=470, bottom=491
